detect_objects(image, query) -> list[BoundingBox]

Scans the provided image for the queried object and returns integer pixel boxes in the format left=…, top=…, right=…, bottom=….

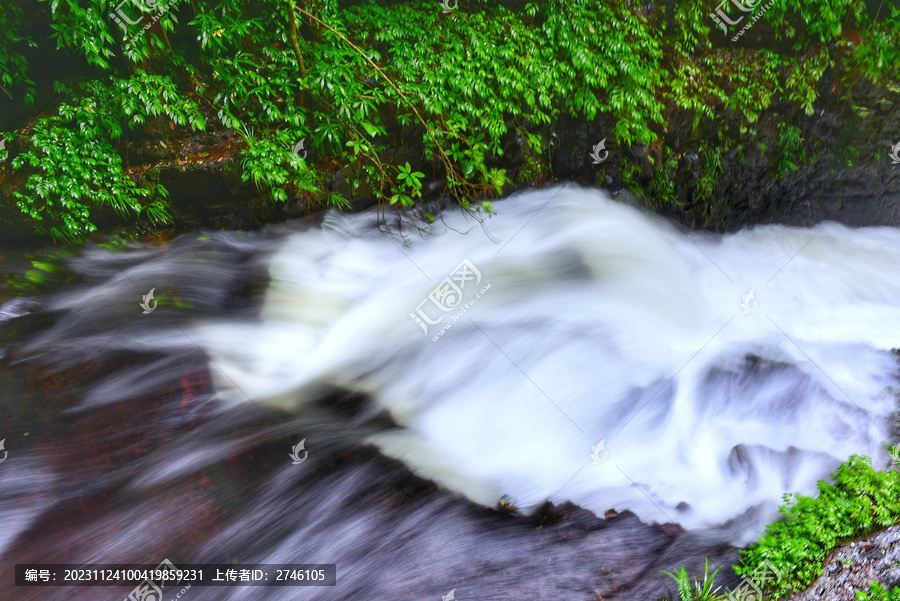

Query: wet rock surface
left=789, top=526, right=900, bottom=601
left=0, top=231, right=747, bottom=601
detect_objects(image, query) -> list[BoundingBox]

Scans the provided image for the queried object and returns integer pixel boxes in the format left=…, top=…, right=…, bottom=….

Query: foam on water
left=195, top=185, right=900, bottom=545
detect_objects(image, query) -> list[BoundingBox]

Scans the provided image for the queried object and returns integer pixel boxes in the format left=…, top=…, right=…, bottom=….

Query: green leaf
left=361, top=121, right=379, bottom=137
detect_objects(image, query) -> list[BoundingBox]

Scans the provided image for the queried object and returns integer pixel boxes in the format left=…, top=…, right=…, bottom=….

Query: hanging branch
left=286, top=0, right=308, bottom=108
left=293, top=6, right=480, bottom=212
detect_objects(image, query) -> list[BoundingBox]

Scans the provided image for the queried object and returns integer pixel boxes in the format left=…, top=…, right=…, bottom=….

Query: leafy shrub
left=857, top=582, right=900, bottom=601
left=853, top=6, right=900, bottom=82
left=10, top=72, right=204, bottom=240
left=4, top=0, right=900, bottom=239
left=737, top=456, right=900, bottom=599
left=238, top=127, right=319, bottom=204
left=0, top=2, right=33, bottom=101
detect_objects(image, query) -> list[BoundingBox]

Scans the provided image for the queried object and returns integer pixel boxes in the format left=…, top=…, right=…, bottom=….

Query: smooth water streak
left=194, top=185, right=900, bottom=545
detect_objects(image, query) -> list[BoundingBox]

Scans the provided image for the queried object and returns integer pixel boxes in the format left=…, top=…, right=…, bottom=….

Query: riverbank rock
left=789, top=525, right=900, bottom=601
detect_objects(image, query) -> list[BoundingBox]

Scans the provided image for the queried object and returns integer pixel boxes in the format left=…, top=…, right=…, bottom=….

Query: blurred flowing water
left=1, top=185, right=899, bottom=601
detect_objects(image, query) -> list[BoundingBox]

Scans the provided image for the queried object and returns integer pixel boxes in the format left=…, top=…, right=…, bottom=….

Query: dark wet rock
left=332, top=162, right=374, bottom=204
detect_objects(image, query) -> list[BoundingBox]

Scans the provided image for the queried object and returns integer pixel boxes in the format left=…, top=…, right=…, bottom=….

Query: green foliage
left=719, top=50, right=783, bottom=127
left=348, top=0, right=661, bottom=209
left=662, top=454, right=900, bottom=601
left=0, top=2, right=34, bottom=101
left=651, top=149, right=680, bottom=208
left=5, top=253, right=69, bottom=293
left=621, top=163, right=645, bottom=198
left=389, top=162, right=424, bottom=207
left=853, top=6, right=900, bottom=82
left=43, top=0, right=184, bottom=69
left=737, top=456, right=900, bottom=599
left=765, top=0, right=866, bottom=44
left=670, top=2, right=711, bottom=57
left=238, top=127, right=318, bottom=203
left=12, top=117, right=151, bottom=241
left=776, top=122, right=805, bottom=180
left=785, top=48, right=830, bottom=117
left=666, top=56, right=721, bottom=132
left=539, top=0, right=666, bottom=146
left=10, top=72, right=204, bottom=240
left=4, top=0, right=900, bottom=240
left=697, top=146, right=723, bottom=203
left=661, top=558, right=722, bottom=601
left=857, top=582, right=900, bottom=601
left=663, top=566, right=693, bottom=601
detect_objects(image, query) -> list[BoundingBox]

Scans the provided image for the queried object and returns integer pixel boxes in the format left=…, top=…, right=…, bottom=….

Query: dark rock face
left=548, top=86, right=900, bottom=233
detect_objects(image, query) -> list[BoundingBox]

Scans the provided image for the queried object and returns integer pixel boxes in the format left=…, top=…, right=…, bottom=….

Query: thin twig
left=294, top=7, right=468, bottom=202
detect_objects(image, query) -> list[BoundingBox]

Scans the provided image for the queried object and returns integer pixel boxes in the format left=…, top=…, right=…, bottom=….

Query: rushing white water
left=194, top=185, right=900, bottom=545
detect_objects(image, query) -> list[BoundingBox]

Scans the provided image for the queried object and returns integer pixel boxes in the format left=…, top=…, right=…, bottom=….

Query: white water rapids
left=193, top=185, right=900, bottom=546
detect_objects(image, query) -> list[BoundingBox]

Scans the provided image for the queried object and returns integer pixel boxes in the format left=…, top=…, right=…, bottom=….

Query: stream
left=1, top=184, right=899, bottom=600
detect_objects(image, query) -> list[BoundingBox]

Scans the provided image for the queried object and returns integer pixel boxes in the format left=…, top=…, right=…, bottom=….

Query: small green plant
left=697, top=146, right=723, bottom=203
left=388, top=162, right=424, bottom=207
left=662, top=557, right=722, bottom=601
left=776, top=122, right=805, bottom=180
left=857, top=582, right=900, bottom=601
left=651, top=150, right=680, bottom=208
